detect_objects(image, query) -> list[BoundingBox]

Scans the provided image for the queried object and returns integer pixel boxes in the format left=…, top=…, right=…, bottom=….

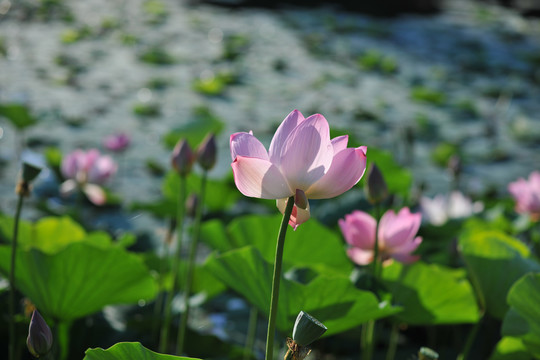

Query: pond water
left=1, top=0, right=539, bottom=219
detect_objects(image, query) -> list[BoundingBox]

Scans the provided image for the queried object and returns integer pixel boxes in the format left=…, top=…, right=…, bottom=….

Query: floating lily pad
left=0, top=103, right=38, bottom=129
left=162, top=105, right=224, bottom=149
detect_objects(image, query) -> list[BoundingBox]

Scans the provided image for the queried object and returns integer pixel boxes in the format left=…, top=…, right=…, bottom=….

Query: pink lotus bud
left=171, top=139, right=195, bottom=176
left=197, top=133, right=217, bottom=171
left=27, top=310, right=53, bottom=358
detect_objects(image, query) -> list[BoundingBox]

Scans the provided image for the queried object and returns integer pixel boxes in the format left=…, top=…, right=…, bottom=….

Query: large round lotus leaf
left=502, top=273, right=540, bottom=358
left=84, top=342, right=201, bottom=360
left=459, top=230, right=540, bottom=319
left=200, top=215, right=353, bottom=276
left=0, top=215, right=116, bottom=253
left=0, top=242, right=158, bottom=322
left=382, top=261, right=479, bottom=325
left=205, top=246, right=400, bottom=336
left=489, top=337, right=532, bottom=360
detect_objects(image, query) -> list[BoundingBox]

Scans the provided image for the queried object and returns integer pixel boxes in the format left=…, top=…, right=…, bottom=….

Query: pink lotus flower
left=230, top=109, right=367, bottom=229
left=60, top=149, right=117, bottom=205
left=339, top=207, right=422, bottom=265
left=103, top=133, right=130, bottom=152
left=508, top=171, right=540, bottom=221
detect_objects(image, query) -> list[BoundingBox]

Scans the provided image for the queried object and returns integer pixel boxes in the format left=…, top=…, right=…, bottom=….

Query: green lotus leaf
left=459, top=230, right=540, bottom=319
left=84, top=342, right=201, bottom=360
left=0, top=242, right=158, bottom=322
left=382, top=261, right=480, bottom=325
left=205, top=246, right=400, bottom=336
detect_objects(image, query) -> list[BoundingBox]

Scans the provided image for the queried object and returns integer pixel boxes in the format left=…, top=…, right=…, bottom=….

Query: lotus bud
left=27, top=310, right=53, bottom=358
left=171, top=139, right=195, bottom=176
left=365, top=163, right=388, bottom=204
left=292, top=311, right=327, bottom=347
left=197, top=133, right=217, bottom=171
left=294, top=189, right=308, bottom=210
left=418, top=347, right=439, bottom=360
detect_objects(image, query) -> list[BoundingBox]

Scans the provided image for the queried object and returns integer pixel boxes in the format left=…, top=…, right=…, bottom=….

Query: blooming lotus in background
left=339, top=207, right=422, bottom=265
left=420, top=191, right=484, bottom=226
left=103, top=133, right=130, bottom=152
left=60, top=149, right=117, bottom=205
left=508, top=171, right=540, bottom=221
left=230, top=109, right=367, bottom=229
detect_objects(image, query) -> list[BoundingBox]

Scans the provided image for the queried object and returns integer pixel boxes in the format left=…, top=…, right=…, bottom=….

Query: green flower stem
left=9, top=192, right=24, bottom=360
left=371, top=204, right=382, bottom=284
left=458, top=315, right=483, bottom=360
left=363, top=204, right=382, bottom=360
left=152, top=218, right=176, bottom=343
left=361, top=320, right=375, bottom=360
left=177, top=171, right=208, bottom=355
left=244, top=307, right=258, bottom=360
left=56, top=321, right=71, bottom=360
left=159, top=175, right=187, bottom=353
left=265, top=195, right=295, bottom=360
left=385, top=322, right=399, bottom=360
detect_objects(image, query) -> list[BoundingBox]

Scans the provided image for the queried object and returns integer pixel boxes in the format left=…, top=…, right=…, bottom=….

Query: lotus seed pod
left=292, top=311, right=327, bottom=347
left=418, top=347, right=439, bottom=360
left=21, top=161, right=42, bottom=183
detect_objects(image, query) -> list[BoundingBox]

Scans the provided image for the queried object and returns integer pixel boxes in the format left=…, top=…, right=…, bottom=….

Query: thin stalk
left=152, top=218, right=176, bottom=344
left=458, top=316, right=483, bottom=360
left=159, top=176, right=187, bottom=353
left=244, top=307, right=258, bottom=360
left=371, top=204, right=382, bottom=287
left=176, top=171, right=208, bottom=355
left=56, top=321, right=71, bottom=360
left=362, top=204, right=382, bottom=360
left=265, top=196, right=295, bottom=360
left=361, top=320, right=375, bottom=360
left=385, top=323, right=399, bottom=360
left=9, top=193, right=24, bottom=360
